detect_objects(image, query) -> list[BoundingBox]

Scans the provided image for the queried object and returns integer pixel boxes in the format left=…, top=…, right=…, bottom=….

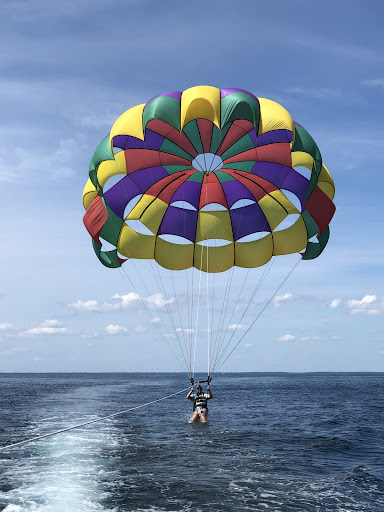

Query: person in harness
left=186, top=383, right=213, bottom=423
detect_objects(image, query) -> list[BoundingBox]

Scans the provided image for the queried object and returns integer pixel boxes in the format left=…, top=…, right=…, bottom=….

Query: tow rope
left=0, top=386, right=190, bottom=452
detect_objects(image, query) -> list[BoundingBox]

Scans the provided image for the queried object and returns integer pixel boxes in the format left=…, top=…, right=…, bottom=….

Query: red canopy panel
left=216, top=120, right=254, bottom=156
left=124, top=149, right=192, bottom=174
left=305, top=186, right=336, bottom=236
left=146, top=119, right=198, bottom=157
left=223, top=143, right=292, bottom=168
left=199, top=172, right=228, bottom=209
left=83, top=195, right=108, bottom=244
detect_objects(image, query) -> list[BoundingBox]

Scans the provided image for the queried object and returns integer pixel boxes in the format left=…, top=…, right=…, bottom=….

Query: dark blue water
left=0, top=373, right=383, bottom=511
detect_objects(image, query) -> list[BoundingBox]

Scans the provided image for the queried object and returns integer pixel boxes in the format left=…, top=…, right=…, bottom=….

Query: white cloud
left=22, top=319, right=69, bottom=336
left=68, top=292, right=173, bottom=312
left=80, top=331, right=100, bottom=339
left=40, top=320, right=62, bottom=327
left=151, top=317, right=161, bottom=324
left=278, top=334, right=295, bottom=341
left=273, top=293, right=294, bottom=307
left=244, top=343, right=253, bottom=347
left=300, top=336, right=322, bottom=341
left=329, top=298, right=341, bottom=309
left=106, top=324, right=128, bottom=335
left=69, top=299, right=101, bottom=311
left=363, top=79, right=384, bottom=88
left=227, top=323, right=248, bottom=331
left=0, top=323, right=13, bottom=330
left=345, top=295, right=384, bottom=315
left=176, top=327, right=194, bottom=334
left=135, top=325, right=147, bottom=333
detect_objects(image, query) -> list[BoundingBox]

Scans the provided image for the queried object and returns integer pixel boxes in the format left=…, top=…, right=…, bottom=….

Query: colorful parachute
left=82, top=86, right=335, bottom=376
left=82, top=86, right=335, bottom=271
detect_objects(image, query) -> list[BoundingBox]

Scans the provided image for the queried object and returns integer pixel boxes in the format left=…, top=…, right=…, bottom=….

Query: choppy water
left=0, top=373, right=383, bottom=511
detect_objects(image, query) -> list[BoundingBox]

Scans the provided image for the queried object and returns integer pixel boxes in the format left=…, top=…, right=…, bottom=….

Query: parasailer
left=187, top=383, right=213, bottom=423
left=82, top=85, right=336, bottom=390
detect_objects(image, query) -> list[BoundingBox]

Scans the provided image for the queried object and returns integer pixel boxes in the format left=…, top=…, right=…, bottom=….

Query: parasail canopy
left=82, top=86, right=335, bottom=273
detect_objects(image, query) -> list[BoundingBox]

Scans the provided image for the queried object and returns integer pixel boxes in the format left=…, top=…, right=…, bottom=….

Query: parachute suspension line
left=116, top=265, right=166, bottom=341
left=209, top=263, right=216, bottom=376
left=209, top=266, right=234, bottom=372
left=192, top=238, right=205, bottom=378
left=151, top=263, right=191, bottom=375
left=151, top=261, right=189, bottom=374
left=211, top=258, right=275, bottom=375
left=118, top=264, right=189, bottom=375
left=208, top=202, right=219, bottom=376
left=116, top=272, right=188, bottom=376
left=210, top=267, right=251, bottom=374
left=170, top=270, right=191, bottom=376
left=214, top=257, right=301, bottom=372
left=185, top=267, right=192, bottom=375
left=147, top=260, right=178, bottom=337
left=126, top=258, right=175, bottom=339
left=190, top=267, right=195, bottom=373
left=213, top=260, right=274, bottom=373
left=0, top=386, right=191, bottom=452
left=206, top=243, right=210, bottom=377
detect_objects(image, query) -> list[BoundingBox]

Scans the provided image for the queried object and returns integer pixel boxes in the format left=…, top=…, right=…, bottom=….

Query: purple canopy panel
left=169, top=180, right=202, bottom=211
left=220, top=88, right=258, bottom=102
left=129, top=166, right=169, bottom=192
left=158, top=205, right=198, bottom=242
left=146, top=91, right=182, bottom=103
left=256, top=129, right=293, bottom=147
left=104, top=175, right=143, bottom=219
left=221, top=180, right=257, bottom=208
left=294, top=121, right=303, bottom=128
left=251, top=162, right=291, bottom=188
left=112, top=135, right=145, bottom=150
left=280, top=169, right=310, bottom=210
left=112, top=129, right=164, bottom=151
left=144, top=129, right=165, bottom=150
left=248, top=129, right=257, bottom=145
left=230, top=203, right=270, bottom=241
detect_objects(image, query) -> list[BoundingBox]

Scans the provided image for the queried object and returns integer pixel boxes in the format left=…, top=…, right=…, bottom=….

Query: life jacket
left=193, top=392, right=207, bottom=410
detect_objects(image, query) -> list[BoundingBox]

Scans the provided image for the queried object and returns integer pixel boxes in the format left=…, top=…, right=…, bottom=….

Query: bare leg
left=189, top=411, right=200, bottom=423
left=200, top=410, right=208, bottom=423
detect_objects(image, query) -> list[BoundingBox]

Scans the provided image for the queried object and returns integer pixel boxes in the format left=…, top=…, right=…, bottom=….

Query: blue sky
left=0, top=0, right=383, bottom=373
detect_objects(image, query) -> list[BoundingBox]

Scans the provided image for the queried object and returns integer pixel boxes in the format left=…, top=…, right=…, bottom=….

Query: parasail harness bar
left=190, top=376, right=212, bottom=385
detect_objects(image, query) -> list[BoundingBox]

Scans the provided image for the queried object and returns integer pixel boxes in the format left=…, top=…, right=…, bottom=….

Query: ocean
left=0, top=373, right=383, bottom=511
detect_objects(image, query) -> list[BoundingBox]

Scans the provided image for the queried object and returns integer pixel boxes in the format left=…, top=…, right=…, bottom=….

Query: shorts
left=195, top=407, right=208, bottom=416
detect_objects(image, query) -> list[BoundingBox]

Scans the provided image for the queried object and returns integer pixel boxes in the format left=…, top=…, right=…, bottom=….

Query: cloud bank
left=68, top=293, right=174, bottom=312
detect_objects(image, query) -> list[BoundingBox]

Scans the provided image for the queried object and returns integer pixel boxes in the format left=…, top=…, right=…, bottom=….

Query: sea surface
left=0, top=373, right=383, bottom=512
